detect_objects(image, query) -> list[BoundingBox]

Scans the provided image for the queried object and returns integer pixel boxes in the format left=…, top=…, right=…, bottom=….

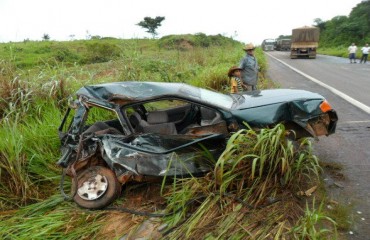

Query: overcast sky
left=0, top=0, right=364, bottom=44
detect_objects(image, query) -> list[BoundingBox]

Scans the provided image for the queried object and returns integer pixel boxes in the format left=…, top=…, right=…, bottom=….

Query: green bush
left=53, top=46, right=81, bottom=63
left=83, top=41, right=121, bottom=63
left=158, top=33, right=239, bottom=50
left=34, top=45, right=52, bottom=54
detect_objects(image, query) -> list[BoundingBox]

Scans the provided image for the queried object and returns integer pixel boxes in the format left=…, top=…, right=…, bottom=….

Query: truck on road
left=275, top=39, right=291, bottom=51
left=261, top=39, right=276, bottom=51
left=290, top=26, right=319, bottom=59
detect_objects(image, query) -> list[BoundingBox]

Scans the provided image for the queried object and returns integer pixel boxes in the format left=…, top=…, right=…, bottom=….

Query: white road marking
left=266, top=52, right=370, bottom=115
left=341, top=120, right=370, bottom=124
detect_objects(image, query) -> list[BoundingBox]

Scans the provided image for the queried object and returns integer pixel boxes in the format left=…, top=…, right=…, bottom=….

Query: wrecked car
left=57, top=81, right=338, bottom=209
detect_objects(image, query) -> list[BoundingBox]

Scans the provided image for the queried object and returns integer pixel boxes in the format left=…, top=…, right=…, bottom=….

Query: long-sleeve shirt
left=239, top=54, right=258, bottom=86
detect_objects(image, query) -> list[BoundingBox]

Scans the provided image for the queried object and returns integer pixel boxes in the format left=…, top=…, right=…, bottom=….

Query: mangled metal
left=57, top=81, right=338, bottom=209
left=100, top=133, right=223, bottom=177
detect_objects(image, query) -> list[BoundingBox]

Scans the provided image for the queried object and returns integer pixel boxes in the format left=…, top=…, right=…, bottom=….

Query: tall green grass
left=0, top=102, right=62, bottom=209
left=0, top=195, right=105, bottom=239
left=0, top=36, right=332, bottom=239
left=292, top=199, right=337, bottom=239
left=0, top=38, right=249, bottom=209
left=162, top=124, right=336, bottom=239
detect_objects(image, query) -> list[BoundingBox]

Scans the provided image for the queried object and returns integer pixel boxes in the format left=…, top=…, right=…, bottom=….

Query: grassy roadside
left=0, top=36, right=340, bottom=239
left=318, top=46, right=349, bottom=58
left=161, top=125, right=336, bottom=239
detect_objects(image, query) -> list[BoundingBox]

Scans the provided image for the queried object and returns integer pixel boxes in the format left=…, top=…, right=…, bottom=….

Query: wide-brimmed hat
left=227, top=66, right=242, bottom=77
left=243, top=43, right=255, bottom=51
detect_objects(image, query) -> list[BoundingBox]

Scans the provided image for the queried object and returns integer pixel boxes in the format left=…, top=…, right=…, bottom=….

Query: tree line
left=314, top=0, right=370, bottom=47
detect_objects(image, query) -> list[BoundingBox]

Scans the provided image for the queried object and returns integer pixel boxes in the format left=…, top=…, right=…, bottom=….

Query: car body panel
left=99, top=133, right=224, bottom=178
left=233, top=89, right=323, bottom=109
left=232, top=97, right=324, bottom=127
left=58, top=81, right=338, bottom=180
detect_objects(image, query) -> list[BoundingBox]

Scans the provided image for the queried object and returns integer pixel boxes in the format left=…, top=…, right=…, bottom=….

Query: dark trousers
left=360, top=54, right=368, bottom=63
left=349, top=53, right=356, bottom=62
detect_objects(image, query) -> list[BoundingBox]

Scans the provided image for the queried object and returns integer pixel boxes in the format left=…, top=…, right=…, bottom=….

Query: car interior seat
left=144, top=111, right=177, bottom=134
left=130, top=111, right=177, bottom=135
left=129, top=112, right=147, bottom=132
left=200, top=107, right=223, bottom=126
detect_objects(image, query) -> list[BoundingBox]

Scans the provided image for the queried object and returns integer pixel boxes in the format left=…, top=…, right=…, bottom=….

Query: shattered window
left=123, top=99, right=194, bottom=130
left=143, top=99, right=188, bottom=112
left=85, top=106, right=121, bottom=130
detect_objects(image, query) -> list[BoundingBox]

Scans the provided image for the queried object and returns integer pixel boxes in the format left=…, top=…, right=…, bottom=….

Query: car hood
left=230, top=89, right=328, bottom=129
left=233, top=89, right=324, bottom=110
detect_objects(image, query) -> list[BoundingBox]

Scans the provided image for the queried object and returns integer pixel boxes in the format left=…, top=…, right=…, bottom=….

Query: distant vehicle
left=275, top=39, right=291, bottom=51
left=290, top=26, right=319, bottom=59
left=261, top=39, right=276, bottom=51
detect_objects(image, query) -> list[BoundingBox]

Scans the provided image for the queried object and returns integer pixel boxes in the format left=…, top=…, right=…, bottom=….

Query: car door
left=99, top=133, right=226, bottom=177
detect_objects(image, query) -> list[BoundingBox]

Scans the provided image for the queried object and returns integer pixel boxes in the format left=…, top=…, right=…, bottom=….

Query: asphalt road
left=265, top=51, right=370, bottom=240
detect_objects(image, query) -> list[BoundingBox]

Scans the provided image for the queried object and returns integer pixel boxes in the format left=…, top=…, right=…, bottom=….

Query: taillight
left=320, top=100, right=332, bottom=112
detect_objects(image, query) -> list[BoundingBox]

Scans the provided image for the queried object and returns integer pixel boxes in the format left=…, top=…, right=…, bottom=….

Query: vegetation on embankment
left=0, top=34, right=247, bottom=209
left=0, top=34, right=339, bottom=239
left=316, top=0, right=369, bottom=56
left=318, top=0, right=370, bottom=47
left=162, top=125, right=336, bottom=239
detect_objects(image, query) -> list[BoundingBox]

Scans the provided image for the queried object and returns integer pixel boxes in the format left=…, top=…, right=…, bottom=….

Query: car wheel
left=72, top=166, right=121, bottom=209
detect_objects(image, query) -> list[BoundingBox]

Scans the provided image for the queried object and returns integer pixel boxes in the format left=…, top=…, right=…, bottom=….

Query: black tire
left=72, top=166, right=121, bottom=209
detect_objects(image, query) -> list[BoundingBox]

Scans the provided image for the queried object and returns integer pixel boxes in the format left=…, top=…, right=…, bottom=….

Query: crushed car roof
left=77, top=81, right=204, bottom=102
left=76, top=81, right=325, bottom=111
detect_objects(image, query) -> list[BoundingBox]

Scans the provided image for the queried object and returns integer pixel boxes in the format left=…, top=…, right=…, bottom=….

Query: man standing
left=239, top=43, right=259, bottom=91
left=360, top=43, right=369, bottom=64
left=348, top=43, right=358, bottom=63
